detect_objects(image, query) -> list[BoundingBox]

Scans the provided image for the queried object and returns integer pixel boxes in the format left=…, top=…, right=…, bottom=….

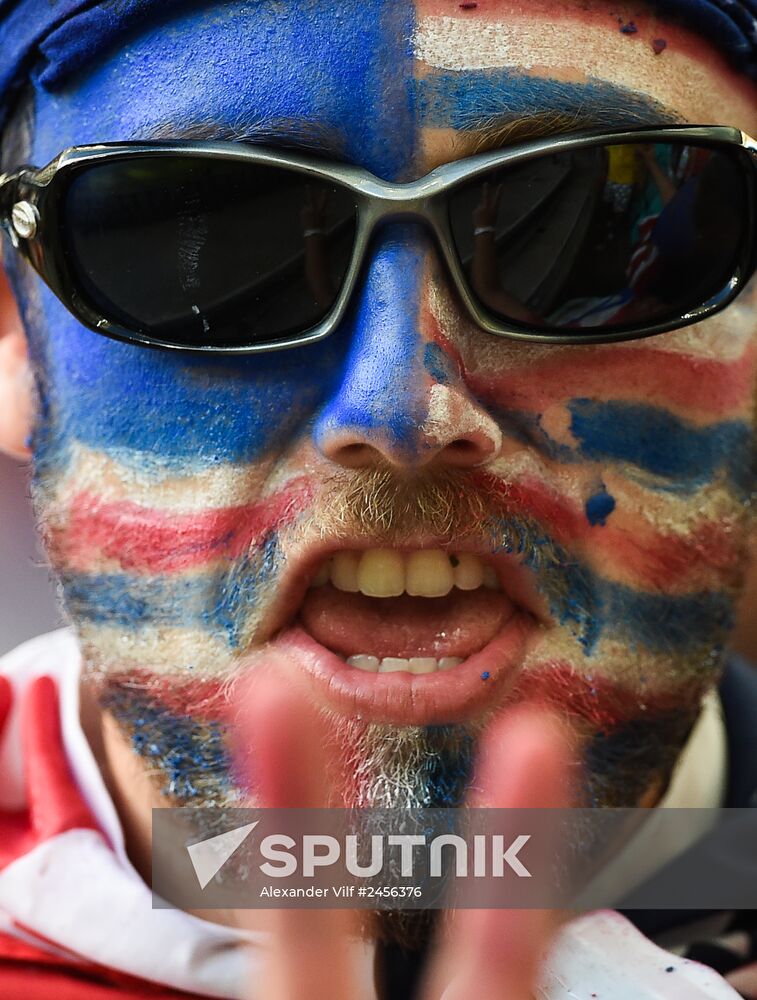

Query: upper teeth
left=309, top=549, right=499, bottom=599
left=346, top=655, right=464, bottom=674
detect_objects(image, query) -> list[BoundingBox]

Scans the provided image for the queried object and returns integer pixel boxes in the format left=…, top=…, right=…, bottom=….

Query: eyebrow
left=466, top=106, right=685, bottom=154
left=142, top=88, right=685, bottom=164
left=414, top=71, right=685, bottom=145
left=143, top=115, right=348, bottom=158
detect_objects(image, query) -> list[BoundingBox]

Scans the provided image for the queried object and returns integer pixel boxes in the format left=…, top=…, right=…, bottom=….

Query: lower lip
left=271, top=613, right=534, bottom=726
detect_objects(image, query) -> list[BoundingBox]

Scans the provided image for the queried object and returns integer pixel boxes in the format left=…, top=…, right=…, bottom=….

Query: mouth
left=265, top=545, right=542, bottom=726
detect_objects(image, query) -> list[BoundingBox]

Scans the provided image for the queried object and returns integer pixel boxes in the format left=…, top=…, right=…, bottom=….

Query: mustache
left=289, top=465, right=565, bottom=588
left=300, top=465, right=516, bottom=546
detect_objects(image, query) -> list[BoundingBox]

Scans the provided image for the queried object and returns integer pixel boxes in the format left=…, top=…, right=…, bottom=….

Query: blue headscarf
left=0, top=0, right=755, bottom=131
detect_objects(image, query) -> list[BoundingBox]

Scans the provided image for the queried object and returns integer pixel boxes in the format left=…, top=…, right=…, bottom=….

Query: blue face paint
left=313, top=225, right=432, bottom=462
left=63, top=534, right=281, bottom=649
left=34, top=290, right=349, bottom=470
left=488, top=403, right=752, bottom=495
left=569, top=400, right=753, bottom=494
left=483, top=512, right=734, bottom=655
left=571, top=573, right=734, bottom=654
left=423, top=342, right=456, bottom=386
left=413, top=71, right=673, bottom=131
left=32, top=2, right=416, bottom=179
left=103, top=685, right=232, bottom=801
left=25, top=1, right=420, bottom=479
left=586, top=488, right=616, bottom=527
left=583, top=711, right=699, bottom=808
left=419, top=727, right=475, bottom=808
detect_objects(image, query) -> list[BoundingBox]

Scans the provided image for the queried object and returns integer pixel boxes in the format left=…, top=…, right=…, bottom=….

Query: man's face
left=12, top=0, right=757, bottom=809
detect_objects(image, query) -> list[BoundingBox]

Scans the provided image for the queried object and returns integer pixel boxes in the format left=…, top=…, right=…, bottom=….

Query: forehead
left=31, top=0, right=757, bottom=178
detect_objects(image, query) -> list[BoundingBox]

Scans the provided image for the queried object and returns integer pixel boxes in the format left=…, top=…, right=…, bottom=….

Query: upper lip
left=256, top=535, right=551, bottom=647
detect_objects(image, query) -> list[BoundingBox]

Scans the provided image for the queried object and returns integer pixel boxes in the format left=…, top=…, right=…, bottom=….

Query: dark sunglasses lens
left=63, top=155, right=359, bottom=347
left=448, top=142, right=749, bottom=333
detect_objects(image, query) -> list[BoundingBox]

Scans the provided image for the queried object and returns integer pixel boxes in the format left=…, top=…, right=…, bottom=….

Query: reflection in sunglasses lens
left=64, top=157, right=359, bottom=347
left=448, top=142, right=747, bottom=332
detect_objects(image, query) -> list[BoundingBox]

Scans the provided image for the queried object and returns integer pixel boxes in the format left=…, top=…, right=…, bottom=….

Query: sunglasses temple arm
left=0, top=171, right=24, bottom=231
left=0, top=172, right=14, bottom=219
left=0, top=169, right=41, bottom=251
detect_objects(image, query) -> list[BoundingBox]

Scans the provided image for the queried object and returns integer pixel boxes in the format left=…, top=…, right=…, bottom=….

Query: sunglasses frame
left=1, top=124, right=755, bottom=354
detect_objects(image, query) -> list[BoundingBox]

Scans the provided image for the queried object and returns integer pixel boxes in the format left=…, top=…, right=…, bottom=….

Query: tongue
left=299, top=584, right=515, bottom=659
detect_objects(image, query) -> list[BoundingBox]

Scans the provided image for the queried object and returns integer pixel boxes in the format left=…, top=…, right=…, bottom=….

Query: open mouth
left=268, top=547, right=539, bottom=725
left=302, top=549, right=513, bottom=670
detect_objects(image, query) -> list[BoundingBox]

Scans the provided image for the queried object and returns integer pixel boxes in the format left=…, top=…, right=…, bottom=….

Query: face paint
left=411, top=0, right=757, bottom=120
left=313, top=227, right=432, bottom=460
left=416, top=228, right=755, bottom=807
left=415, top=72, right=674, bottom=131
left=487, top=401, right=752, bottom=493
left=11, top=0, right=757, bottom=819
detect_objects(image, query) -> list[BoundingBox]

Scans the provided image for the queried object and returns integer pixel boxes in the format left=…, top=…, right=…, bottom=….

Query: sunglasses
left=1, top=125, right=755, bottom=354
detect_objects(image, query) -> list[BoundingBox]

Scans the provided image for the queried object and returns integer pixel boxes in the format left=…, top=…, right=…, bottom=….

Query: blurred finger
left=233, top=666, right=372, bottom=1000
left=471, top=704, right=571, bottom=810
left=423, top=706, right=572, bottom=1000
left=234, top=659, right=338, bottom=808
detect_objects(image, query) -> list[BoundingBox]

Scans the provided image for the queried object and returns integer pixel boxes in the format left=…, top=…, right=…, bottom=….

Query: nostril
left=329, top=442, right=382, bottom=468
left=438, top=433, right=498, bottom=467
left=446, top=440, right=480, bottom=459
left=341, top=443, right=370, bottom=461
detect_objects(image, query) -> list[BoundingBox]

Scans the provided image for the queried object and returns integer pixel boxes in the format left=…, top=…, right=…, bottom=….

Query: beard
left=34, top=449, right=741, bottom=947
left=328, top=705, right=699, bottom=949
left=40, top=459, right=733, bottom=792
left=333, top=717, right=477, bottom=950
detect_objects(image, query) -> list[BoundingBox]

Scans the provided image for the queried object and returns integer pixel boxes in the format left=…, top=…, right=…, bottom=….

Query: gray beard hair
left=331, top=710, right=698, bottom=951
left=333, top=719, right=479, bottom=811
left=332, top=719, right=476, bottom=951
left=331, top=710, right=697, bottom=812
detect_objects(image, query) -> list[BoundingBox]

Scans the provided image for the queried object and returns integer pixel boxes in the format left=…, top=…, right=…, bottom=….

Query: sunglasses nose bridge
left=355, top=182, right=451, bottom=288
left=359, top=180, right=436, bottom=225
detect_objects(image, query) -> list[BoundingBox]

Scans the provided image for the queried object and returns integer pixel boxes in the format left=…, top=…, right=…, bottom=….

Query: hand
left=420, top=706, right=569, bottom=1000
left=635, top=143, right=658, bottom=170
left=234, top=662, right=571, bottom=1000
left=472, top=181, right=503, bottom=231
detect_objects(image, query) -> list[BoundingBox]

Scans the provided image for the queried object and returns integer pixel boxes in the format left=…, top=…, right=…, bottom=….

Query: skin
left=0, top=0, right=756, bottom=988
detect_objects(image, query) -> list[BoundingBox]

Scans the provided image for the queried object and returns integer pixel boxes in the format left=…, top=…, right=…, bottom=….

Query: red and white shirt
left=0, top=630, right=264, bottom=999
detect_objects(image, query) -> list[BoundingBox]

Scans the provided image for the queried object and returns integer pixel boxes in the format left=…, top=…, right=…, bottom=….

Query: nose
left=313, top=224, right=502, bottom=471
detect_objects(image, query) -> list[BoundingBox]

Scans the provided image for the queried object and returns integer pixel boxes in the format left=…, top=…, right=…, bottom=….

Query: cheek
left=429, top=281, right=756, bottom=671
left=34, top=287, right=346, bottom=470
left=450, top=314, right=757, bottom=506
left=28, top=280, right=353, bottom=667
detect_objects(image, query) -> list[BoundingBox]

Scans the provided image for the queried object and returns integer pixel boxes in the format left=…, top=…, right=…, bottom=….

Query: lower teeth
left=345, top=655, right=465, bottom=674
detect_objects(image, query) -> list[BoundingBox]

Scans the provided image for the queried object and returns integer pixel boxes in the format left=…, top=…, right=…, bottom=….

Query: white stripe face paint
left=412, top=13, right=757, bottom=126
